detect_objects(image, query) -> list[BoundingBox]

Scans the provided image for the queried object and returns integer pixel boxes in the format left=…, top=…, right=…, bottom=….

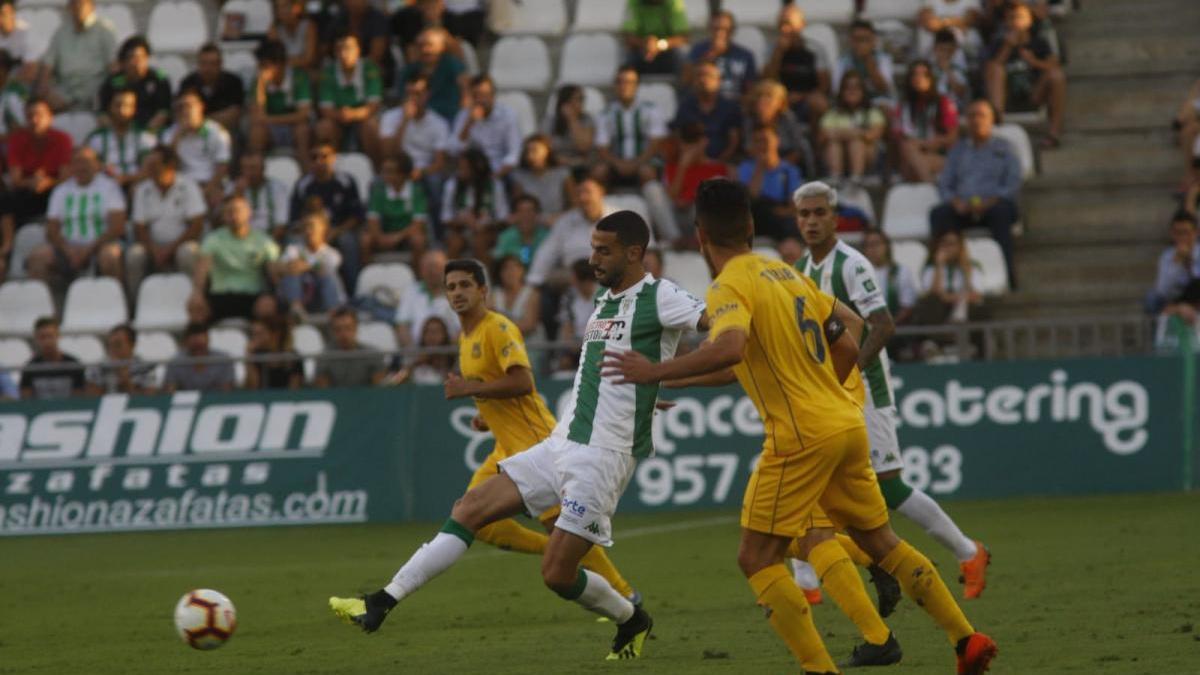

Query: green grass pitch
left=2, top=492, right=1198, bottom=674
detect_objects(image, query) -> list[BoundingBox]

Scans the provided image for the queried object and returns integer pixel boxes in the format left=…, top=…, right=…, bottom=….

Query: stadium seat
left=558, top=33, right=620, bottom=87
left=8, top=223, right=46, bottom=279
left=683, top=0, right=709, bottom=29
left=573, top=0, right=625, bottom=32
left=17, top=8, right=60, bottom=61
left=0, top=279, right=54, bottom=336
left=496, top=90, right=537, bottom=138
left=882, top=183, right=940, bottom=240
left=217, top=0, right=272, bottom=38
left=804, top=24, right=839, bottom=71
left=0, top=337, right=32, bottom=371
left=732, top=0, right=779, bottom=27
left=460, top=40, right=479, bottom=75
left=971, top=238, right=1010, bottom=295
left=543, top=86, right=606, bottom=126
left=265, top=155, right=301, bottom=194
left=292, top=323, right=324, bottom=383
left=355, top=262, right=415, bottom=300
left=635, top=82, right=678, bottom=122
left=133, top=331, right=178, bottom=387
left=992, top=123, right=1036, bottom=180
left=208, top=326, right=247, bottom=385
left=223, top=48, right=259, bottom=89
left=150, top=54, right=189, bottom=91
left=357, top=321, right=398, bottom=354
left=662, top=251, right=711, bottom=300
left=59, top=334, right=104, bottom=365
left=496, top=0, right=565, bottom=35
left=335, top=153, right=374, bottom=202
left=606, top=194, right=651, bottom=224
left=891, top=240, right=928, bottom=274
left=53, top=111, right=97, bottom=146
left=133, top=273, right=192, bottom=332
left=839, top=183, right=877, bottom=225
left=489, top=36, right=551, bottom=91
left=795, top=0, right=855, bottom=24
left=734, top=26, right=768, bottom=68
left=96, top=3, right=137, bottom=45
left=861, top=0, right=923, bottom=22
left=61, top=277, right=128, bottom=334
left=148, top=0, right=209, bottom=54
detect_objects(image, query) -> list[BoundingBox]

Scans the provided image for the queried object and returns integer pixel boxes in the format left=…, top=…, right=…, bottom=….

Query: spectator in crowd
left=5, top=98, right=72, bottom=225
left=327, top=0, right=391, bottom=73
left=127, top=146, right=205, bottom=292
left=0, top=0, right=32, bottom=66
left=290, top=141, right=365, bottom=291
left=984, top=1, right=1065, bottom=148
left=1175, top=79, right=1200, bottom=188
left=931, top=99, right=1021, bottom=288
left=27, top=146, right=126, bottom=284
left=665, top=120, right=730, bottom=215
left=87, top=88, right=156, bottom=191
left=893, top=59, right=960, bottom=183
left=98, top=36, right=172, bottom=133
left=317, top=31, right=383, bottom=162
left=86, top=323, right=156, bottom=395
left=393, top=0, right=452, bottom=62
left=917, top=0, right=983, bottom=58
left=388, top=315, right=455, bottom=384
left=398, top=27, right=468, bottom=125
left=162, top=322, right=236, bottom=393
left=511, top=134, right=572, bottom=221
left=379, top=73, right=450, bottom=227
left=441, top=146, right=509, bottom=258
left=278, top=210, right=345, bottom=316
left=687, top=10, right=757, bottom=99
left=248, top=39, right=313, bottom=170
left=190, top=194, right=282, bottom=323
left=863, top=228, right=919, bottom=326
left=1146, top=212, right=1200, bottom=318
left=162, top=90, right=233, bottom=207
left=229, top=152, right=289, bottom=241
left=0, top=48, right=27, bottom=142
left=492, top=194, right=548, bottom=268
left=490, top=254, right=540, bottom=337
left=915, top=229, right=985, bottom=324
left=622, top=0, right=688, bottom=76
left=738, top=125, right=803, bottom=241
left=744, top=78, right=816, bottom=177
left=763, top=4, right=830, bottom=129
left=819, top=71, right=886, bottom=185
left=364, top=152, right=430, bottom=261
left=178, top=44, right=246, bottom=133
left=268, top=0, right=318, bottom=71
left=442, top=0, right=485, bottom=46
left=931, top=28, right=971, bottom=111
left=38, top=0, right=117, bottom=111
left=395, top=248, right=459, bottom=348
left=543, top=84, right=597, bottom=171
left=674, top=59, right=742, bottom=163
left=447, top=75, right=521, bottom=177
left=835, top=19, right=895, bottom=105
left=777, top=235, right=804, bottom=265
left=245, top=315, right=303, bottom=390
left=555, top=258, right=596, bottom=372
left=20, top=316, right=85, bottom=400
left=315, top=306, right=386, bottom=387
left=527, top=175, right=610, bottom=287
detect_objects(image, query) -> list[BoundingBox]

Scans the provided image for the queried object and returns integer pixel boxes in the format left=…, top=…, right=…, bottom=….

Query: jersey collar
left=600, top=272, right=653, bottom=301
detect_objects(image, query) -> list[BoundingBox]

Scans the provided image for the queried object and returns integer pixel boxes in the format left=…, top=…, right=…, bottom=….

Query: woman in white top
left=916, top=229, right=984, bottom=324
left=490, top=254, right=542, bottom=339
left=269, top=0, right=318, bottom=71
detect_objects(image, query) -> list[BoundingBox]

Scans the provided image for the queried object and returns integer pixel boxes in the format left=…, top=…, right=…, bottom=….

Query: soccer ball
left=174, top=589, right=237, bottom=650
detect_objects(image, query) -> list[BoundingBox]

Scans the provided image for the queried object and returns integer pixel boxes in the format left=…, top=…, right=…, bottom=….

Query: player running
left=330, top=211, right=707, bottom=661
left=792, top=181, right=990, bottom=602
left=602, top=179, right=997, bottom=674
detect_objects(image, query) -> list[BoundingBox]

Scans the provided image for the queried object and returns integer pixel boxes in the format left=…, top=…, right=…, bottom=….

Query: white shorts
left=498, top=436, right=637, bottom=547
left=865, top=405, right=904, bottom=474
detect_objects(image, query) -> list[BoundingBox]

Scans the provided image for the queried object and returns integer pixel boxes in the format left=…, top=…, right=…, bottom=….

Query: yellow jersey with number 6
left=459, top=311, right=557, bottom=456
left=706, top=253, right=864, bottom=457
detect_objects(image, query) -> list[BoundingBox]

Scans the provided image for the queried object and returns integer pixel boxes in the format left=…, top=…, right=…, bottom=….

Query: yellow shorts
left=741, top=425, right=888, bottom=538
left=469, top=444, right=561, bottom=521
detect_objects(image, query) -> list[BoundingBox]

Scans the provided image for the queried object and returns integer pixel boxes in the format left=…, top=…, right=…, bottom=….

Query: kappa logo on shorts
left=585, top=522, right=602, bottom=535
left=561, top=497, right=587, bottom=516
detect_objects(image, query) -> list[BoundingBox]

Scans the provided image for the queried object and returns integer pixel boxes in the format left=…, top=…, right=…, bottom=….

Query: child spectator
left=278, top=210, right=345, bottom=317
left=915, top=229, right=985, bottom=324
left=492, top=194, right=549, bottom=268
left=819, top=71, right=885, bottom=185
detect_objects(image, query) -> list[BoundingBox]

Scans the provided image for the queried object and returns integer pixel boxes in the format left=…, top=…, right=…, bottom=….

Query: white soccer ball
left=174, top=589, right=237, bottom=650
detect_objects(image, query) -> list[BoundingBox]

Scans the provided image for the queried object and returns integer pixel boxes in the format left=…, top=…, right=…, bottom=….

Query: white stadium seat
left=61, top=277, right=128, bottom=334
left=573, top=0, right=625, bottom=32
left=496, top=90, right=536, bottom=138
left=734, top=26, right=768, bottom=69
left=150, top=54, right=189, bottom=91
left=292, top=323, right=324, bottom=383
left=356, top=262, right=416, bottom=300
left=970, top=238, right=1010, bottom=295
left=53, top=111, right=97, bottom=146
left=795, top=0, right=855, bottom=24
left=804, top=24, right=839, bottom=71
left=558, top=33, right=620, bottom=87
left=891, top=240, right=928, bottom=275
left=0, top=337, right=32, bottom=371
left=357, top=321, right=398, bottom=354
left=862, top=0, right=924, bottom=22
left=543, top=86, right=606, bottom=126
left=208, top=326, right=247, bottom=385
left=635, top=82, right=679, bottom=122
left=992, top=123, right=1036, bottom=180
left=133, top=273, right=192, bottom=332
left=8, top=224, right=46, bottom=279
left=17, top=8, right=60, bottom=61
left=839, top=183, right=877, bottom=225
left=663, top=251, right=712, bottom=300
left=223, top=48, right=259, bottom=89
left=731, top=0, right=779, bottom=27
left=497, top=0, right=565, bottom=35
left=683, top=0, right=709, bottom=29
left=133, top=331, right=179, bottom=387
left=0, top=280, right=54, bottom=336
left=148, top=0, right=209, bottom=53
left=335, top=153, right=374, bottom=202
left=97, top=3, right=137, bottom=45
left=265, top=156, right=302, bottom=195
left=59, top=334, right=105, bottom=365
left=882, top=183, right=940, bottom=240
left=489, top=36, right=551, bottom=91
left=218, top=0, right=272, bottom=38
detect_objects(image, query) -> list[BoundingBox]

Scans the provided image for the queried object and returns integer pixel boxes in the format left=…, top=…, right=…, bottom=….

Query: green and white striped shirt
left=86, top=125, right=157, bottom=176
left=554, top=274, right=705, bottom=457
left=46, top=175, right=127, bottom=244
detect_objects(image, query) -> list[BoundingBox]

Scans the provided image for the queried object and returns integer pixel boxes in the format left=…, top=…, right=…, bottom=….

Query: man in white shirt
left=446, top=75, right=520, bottom=176
left=380, top=73, right=449, bottom=229
left=228, top=152, right=289, bottom=241
left=26, top=146, right=126, bottom=282
left=527, top=176, right=615, bottom=287
left=126, top=146, right=206, bottom=292
left=160, top=89, right=232, bottom=208
left=393, top=248, right=459, bottom=348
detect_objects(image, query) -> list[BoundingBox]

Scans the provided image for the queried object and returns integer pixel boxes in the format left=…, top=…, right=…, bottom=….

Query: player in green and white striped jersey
left=329, top=211, right=705, bottom=661
left=792, top=181, right=990, bottom=602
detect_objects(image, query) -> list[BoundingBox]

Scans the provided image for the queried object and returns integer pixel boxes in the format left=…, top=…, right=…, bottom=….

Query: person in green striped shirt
left=364, top=152, right=429, bottom=262
left=87, top=88, right=157, bottom=190
left=248, top=38, right=312, bottom=169
left=317, top=31, right=382, bottom=164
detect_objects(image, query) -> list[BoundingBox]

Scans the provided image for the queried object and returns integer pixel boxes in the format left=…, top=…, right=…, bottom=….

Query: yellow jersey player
left=602, top=179, right=997, bottom=675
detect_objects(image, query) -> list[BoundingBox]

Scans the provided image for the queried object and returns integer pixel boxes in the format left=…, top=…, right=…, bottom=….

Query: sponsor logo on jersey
left=582, top=319, right=627, bottom=343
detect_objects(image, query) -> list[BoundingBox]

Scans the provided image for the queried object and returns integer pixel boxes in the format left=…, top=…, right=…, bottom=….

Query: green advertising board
left=0, top=354, right=1193, bottom=536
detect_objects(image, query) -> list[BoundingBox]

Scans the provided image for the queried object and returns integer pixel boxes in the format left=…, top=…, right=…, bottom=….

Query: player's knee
left=736, top=544, right=772, bottom=578
left=449, top=493, right=485, bottom=530
left=541, top=562, right=578, bottom=596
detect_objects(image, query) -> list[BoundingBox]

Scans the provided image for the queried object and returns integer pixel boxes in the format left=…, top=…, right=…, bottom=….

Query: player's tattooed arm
left=857, top=308, right=896, bottom=370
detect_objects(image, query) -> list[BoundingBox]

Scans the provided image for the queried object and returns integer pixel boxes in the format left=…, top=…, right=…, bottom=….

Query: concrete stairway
left=990, top=0, right=1199, bottom=319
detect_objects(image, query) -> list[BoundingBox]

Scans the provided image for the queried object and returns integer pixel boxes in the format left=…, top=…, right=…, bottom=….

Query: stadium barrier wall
left=0, top=355, right=1192, bottom=536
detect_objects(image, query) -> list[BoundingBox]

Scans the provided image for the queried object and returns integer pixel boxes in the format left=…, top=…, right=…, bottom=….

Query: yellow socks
left=580, top=546, right=635, bottom=599
left=809, top=539, right=891, bottom=646
left=748, top=564, right=838, bottom=673
left=836, top=533, right=874, bottom=567
left=474, top=518, right=548, bottom=554
left=880, top=540, right=974, bottom=644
